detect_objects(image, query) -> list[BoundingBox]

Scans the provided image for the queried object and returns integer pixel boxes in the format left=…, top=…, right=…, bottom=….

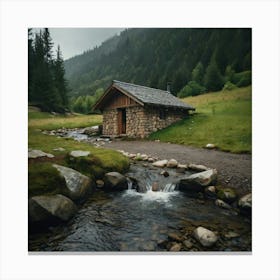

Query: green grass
left=29, top=112, right=129, bottom=189
left=29, top=112, right=102, bottom=130
left=149, top=86, right=252, bottom=153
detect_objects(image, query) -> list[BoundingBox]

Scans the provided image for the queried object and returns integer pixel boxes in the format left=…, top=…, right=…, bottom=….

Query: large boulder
left=104, top=172, right=128, bottom=191
left=179, top=169, right=217, bottom=192
left=193, top=226, right=218, bottom=247
left=52, top=164, right=92, bottom=201
left=152, top=159, right=168, bottom=168
left=238, top=193, right=252, bottom=214
left=29, top=194, right=77, bottom=224
left=217, top=187, right=237, bottom=203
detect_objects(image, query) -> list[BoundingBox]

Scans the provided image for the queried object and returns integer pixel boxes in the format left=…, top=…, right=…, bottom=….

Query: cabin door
left=117, top=108, right=126, bottom=134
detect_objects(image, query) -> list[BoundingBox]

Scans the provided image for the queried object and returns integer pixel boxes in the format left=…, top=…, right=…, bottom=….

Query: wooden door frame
left=117, top=108, right=126, bottom=135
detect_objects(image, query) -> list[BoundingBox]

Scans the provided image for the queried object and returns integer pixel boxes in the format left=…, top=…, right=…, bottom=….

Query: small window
left=159, top=109, right=166, bottom=120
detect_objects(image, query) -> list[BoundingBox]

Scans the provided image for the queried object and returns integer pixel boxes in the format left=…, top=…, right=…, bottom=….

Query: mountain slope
left=64, top=28, right=251, bottom=97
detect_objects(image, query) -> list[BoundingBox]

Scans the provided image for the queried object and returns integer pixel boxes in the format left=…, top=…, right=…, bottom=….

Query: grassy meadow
left=149, top=86, right=252, bottom=153
left=28, top=112, right=129, bottom=196
left=28, top=111, right=102, bottom=130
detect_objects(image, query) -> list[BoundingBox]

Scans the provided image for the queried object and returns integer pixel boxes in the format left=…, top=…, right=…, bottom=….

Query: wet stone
left=183, top=239, right=193, bottom=249
left=169, top=243, right=182, bottom=251
left=168, top=232, right=183, bottom=242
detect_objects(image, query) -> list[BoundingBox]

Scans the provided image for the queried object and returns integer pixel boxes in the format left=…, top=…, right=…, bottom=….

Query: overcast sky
left=47, top=28, right=125, bottom=60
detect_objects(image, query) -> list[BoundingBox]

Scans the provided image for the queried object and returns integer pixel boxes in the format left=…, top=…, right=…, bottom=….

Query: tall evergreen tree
left=54, top=45, right=68, bottom=110
left=191, top=62, right=204, bottom=84
left=204, top=56, right=224, bottom=92
left=31, top=29, right=58, bottom=111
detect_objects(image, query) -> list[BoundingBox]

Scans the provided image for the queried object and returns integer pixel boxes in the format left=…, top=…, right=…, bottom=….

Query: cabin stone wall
left=102, top=109, right=118, bottom=136
left=126, top=106, right=187, bottom=138
left=102, top=106, right=188, bottom=138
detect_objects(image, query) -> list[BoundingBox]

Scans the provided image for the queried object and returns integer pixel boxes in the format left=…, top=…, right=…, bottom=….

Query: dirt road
left=103, top=140, right=252, bottom=195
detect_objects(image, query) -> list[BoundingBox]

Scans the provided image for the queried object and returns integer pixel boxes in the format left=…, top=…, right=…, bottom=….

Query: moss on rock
left=28, top=162, right=67, bottom=197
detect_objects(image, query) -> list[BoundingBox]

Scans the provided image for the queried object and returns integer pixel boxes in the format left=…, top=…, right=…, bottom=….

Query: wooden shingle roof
left=93, top=80, right=195, bottom=111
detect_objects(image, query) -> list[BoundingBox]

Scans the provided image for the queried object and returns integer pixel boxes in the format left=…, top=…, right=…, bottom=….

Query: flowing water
left=29, top=163, right=251, bottom=252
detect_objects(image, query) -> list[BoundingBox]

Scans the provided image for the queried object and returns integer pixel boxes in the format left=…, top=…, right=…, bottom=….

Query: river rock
left=52, top=164, right=92, bottom=201
left=96, top=179, right=105, bottom=189
left=188, top=163, right=209, bottom=172
left=205, top=143, right=216, bottom=149
left=152, top=182, right=160, bottom=191
left=179, top=169, right=218, bottom=192
left=128, top=153, right=136, bottom=159
left=217, top=188, right=237, bottom=203
left=29, top=194, right=77, bottom=224
left=238, top=193, right=252, bottom=212
left=148, top=157, right=155, bottom=163
left=167, top=159, right=178, bottom=168
left=83, top=126, right=99, bottom=136
left=140, top=154, right=149, bottom=161
left=224, top=231, right=240, bottom=239
left=28, top=149, right=54, bottom=159
left=204, top=185, right=217, bottom=198
left=215, top=199, right=231, bottom=209
left=152, top=159, right=168, bottom=168
left=104, top=172, right=128, bottom=191
left=183, top=239, right=193, bottom=249
left=70, top=150, right=90, bottom=157
left=193, top=226, right=218, bottom=247
left=160, top=170, right=169, bottom=177
left=169, top=243, right=182, bottom=252
left=168, top=232, right=183, bottom=242
left=177, top=164, right=187, bottom=170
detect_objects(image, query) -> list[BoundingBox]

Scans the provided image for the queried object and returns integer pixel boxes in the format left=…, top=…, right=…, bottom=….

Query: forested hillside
left=65, top=28, right=251, bottom=103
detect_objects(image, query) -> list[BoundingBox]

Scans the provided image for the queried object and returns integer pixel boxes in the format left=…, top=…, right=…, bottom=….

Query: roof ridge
left=113, top=80, right=170, bottom=94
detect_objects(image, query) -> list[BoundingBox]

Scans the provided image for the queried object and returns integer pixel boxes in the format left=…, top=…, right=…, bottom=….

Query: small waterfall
left=162, top=183, right=176, bottom=192
left=145, top=182, right=176, bottom=193
left=126, top=178, right=133, bottom=190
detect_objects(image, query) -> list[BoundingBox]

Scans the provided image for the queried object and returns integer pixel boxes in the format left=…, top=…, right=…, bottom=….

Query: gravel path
left=103, top=140, right=252, bottom=195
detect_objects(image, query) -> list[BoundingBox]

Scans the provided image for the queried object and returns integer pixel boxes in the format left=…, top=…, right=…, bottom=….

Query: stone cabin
left=93, top=80, right=195, bottom=138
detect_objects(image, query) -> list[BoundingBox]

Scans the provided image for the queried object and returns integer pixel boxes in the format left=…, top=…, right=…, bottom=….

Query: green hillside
left=149, top=86, right=252, bottom=153
left=64, top=28, right=251, bottom=98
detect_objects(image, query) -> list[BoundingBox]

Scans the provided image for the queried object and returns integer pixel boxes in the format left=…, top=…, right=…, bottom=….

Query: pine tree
left=31, top=30, right=57, bottom=111
left=54, top=45, right=68, bottom=111
left=204, top=56, right=224, bottom=92
left=191, top=62, right=204, bottom=84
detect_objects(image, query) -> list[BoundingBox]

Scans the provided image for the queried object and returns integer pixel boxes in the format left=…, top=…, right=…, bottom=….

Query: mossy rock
left=65, top=152, right=130, bottom=180
left=65, top=153, right=104, bottom=179
left=217, top=187, right=237, bottom=203
left=28, top=162, right=67, bottom=197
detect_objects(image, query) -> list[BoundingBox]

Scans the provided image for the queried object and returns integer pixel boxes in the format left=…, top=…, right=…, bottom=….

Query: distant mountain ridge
left=64, top=28, right=251, bottom=97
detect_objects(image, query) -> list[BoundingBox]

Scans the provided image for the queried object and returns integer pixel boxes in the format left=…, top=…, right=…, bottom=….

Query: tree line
left=28, top=28, right=68, bottom=112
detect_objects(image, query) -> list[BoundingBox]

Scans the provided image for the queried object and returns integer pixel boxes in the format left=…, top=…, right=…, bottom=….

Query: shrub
left=178, top=81, right=206, bottom=98
left=222, top=81, right=238, bottom=91
left=178, top=85, right=193, bottom=98
left=232, top=71, right=251, bottom=87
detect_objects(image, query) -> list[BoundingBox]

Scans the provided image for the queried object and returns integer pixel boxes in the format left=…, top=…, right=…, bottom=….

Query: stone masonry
left=103, top=109, right=118, bottom=136
left=102, top=105, right=188, bottom=138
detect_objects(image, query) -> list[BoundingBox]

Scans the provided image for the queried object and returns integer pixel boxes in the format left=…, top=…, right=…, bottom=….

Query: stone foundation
left=102, top=105, right=188, bottom=138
